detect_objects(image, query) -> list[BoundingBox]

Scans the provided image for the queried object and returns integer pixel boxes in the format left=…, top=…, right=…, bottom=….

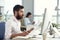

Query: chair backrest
left=0, top=22, right=5, bottom=40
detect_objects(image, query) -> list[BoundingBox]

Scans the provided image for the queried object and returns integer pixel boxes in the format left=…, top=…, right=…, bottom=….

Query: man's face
left=15, top=9, right=24, bottom=20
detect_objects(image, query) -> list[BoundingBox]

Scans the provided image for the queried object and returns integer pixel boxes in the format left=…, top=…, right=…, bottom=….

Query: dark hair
left=26, top=12, right=32, bottom=17
left=13, top=5, right=24, bottom=14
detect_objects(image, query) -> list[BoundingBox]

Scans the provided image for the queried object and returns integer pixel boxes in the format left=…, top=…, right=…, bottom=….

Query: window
left=34, top=0, right=57, bottom=24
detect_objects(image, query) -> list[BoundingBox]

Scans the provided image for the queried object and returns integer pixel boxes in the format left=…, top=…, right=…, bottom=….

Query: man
left=5, top=5, right=33, bottom=40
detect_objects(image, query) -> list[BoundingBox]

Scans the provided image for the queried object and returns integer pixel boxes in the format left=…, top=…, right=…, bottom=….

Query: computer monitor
left=41, top=8, right=52, bottom=34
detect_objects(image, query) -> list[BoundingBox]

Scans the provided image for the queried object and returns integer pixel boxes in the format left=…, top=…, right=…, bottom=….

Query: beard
left=16, top=13, right=24, bottom=20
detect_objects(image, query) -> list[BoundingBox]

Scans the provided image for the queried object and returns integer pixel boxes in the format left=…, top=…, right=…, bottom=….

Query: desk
left=12, top=32, right=60, bottom=40
left=12, top=35, right=42, bottom=40
left=12, top=36, right=60, bottom=40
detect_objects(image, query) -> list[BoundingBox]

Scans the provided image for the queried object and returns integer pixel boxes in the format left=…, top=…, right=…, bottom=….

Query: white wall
left=4, top=0, right=22, bottom=15
left=0, top=0, right=4, bottom=6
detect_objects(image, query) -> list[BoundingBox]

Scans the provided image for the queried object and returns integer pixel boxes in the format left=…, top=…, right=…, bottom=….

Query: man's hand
left=27, top=28, right=34, bottom=33
left=19, top=31, right=29, bottom=36
left=19, top=28, right=34, bottom=36
left=32, top=21, right=35, bottom=24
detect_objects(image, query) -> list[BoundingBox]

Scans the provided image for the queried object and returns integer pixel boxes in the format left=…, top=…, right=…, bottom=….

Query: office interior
left=0, top=0, right=60, bottom=40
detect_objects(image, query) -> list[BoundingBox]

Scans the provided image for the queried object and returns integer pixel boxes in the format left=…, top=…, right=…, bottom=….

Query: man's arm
left=10, top=31, right=28, bottom=39
left=10, top=28, right=34, bottom=39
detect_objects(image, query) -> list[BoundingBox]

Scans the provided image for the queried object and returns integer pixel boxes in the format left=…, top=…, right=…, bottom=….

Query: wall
left=0, top=0, right=4, bottom=6
left=4, top=0, right=22, bottom=15
left=22, top=0, right=34, bottom=21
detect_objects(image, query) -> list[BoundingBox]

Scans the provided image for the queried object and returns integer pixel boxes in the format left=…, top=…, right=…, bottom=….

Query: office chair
left=0, top=22, right=5, bottom=40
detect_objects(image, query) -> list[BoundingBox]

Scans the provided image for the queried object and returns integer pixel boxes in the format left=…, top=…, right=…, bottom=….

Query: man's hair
left=13, top=5, right=24, bottom=14
left=26, top=12, right=32, bottom=17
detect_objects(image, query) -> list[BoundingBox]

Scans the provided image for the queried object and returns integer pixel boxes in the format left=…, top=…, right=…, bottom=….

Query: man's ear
left=14, top=11, right=18, bottom=15
left=15, top=11, right=17, bottom=14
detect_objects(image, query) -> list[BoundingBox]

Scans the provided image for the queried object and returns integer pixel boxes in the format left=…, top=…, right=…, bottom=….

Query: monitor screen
left=41, top=8, right=52, bottom=34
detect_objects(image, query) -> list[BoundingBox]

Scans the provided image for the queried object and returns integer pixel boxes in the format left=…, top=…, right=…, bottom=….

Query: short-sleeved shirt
left=5, top=16, right=21, bottom=40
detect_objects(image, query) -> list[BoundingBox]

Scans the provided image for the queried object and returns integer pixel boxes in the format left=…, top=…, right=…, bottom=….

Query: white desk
left=12, top=33, right=60, bottom=40
left=12, top=35, right=42, bottom=40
